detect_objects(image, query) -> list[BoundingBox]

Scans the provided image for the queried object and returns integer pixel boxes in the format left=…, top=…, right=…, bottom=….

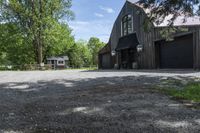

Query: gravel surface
left=0, top=70, right=200, bottom=133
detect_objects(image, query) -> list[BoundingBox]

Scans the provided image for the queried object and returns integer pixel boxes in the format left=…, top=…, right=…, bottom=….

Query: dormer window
left=122, top=14, right=133, bottom=36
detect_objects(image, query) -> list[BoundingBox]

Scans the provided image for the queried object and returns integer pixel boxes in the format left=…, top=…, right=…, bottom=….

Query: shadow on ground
left=0, top=75, right=200, bottom=133
left=83, top=69, right=199, bottom=74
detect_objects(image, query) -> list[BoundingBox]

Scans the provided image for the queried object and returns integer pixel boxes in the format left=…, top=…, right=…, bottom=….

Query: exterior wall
left=110, top=2, right=135, bottom=51
left=193, top=28, right=200, bottom=69
left=47, top=59, right=68, bottom=69
left=109, top=2, right=156, bottom=69
left=108, top=1, right=200, bottom=69
left=154, top=26, right=200, bottom=69
left=98, top=44, right=113, bottom=69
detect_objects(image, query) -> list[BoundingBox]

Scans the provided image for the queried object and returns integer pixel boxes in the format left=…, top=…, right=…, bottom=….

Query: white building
left=47, top=56, right=69, bottom=69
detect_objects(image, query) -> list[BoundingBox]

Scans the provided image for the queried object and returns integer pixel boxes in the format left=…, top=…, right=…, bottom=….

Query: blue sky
left=68, top=0, right=129, bottom=43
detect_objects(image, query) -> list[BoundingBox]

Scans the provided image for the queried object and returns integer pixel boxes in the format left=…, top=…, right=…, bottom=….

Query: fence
left=0, top=64, right=52, bottom=71
left=0, top=64, right=98, bottom=71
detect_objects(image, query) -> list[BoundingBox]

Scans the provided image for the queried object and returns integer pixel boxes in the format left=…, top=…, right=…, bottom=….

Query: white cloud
left=99, top=6, right=115, bottom=14
left=69, top=20, right=112, bottom=43
left=94, top=13, right=104, bottom=18
left=0, top=21, right=6, bottom=24
left=74, top=21, right=90, bottom=25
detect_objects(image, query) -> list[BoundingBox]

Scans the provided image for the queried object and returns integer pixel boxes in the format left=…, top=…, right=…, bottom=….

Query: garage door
left=101, top=53, right=111, bottom=69
left=158, top=34, right=193, bottom=69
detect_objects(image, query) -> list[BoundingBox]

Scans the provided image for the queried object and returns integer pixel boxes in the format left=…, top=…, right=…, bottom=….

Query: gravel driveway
left=0, top=70, right=200, bottom=133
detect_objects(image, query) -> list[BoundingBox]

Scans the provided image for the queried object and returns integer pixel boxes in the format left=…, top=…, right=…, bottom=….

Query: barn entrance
left=116, top=33, right=139, bottom=69
left=155, top=34, right=193, bottom=69
left=120, top=49, right=135, bottom=69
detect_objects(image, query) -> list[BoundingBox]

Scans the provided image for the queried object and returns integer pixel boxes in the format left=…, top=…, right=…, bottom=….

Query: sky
left=68, top=0, right=134, bottom=43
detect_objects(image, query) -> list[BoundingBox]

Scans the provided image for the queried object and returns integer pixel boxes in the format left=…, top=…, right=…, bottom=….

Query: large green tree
left=0, top=23, right=35, bottom=65
left=43, top=22, right=74, bottom=60
left=0, top=0, right=74, bottom=65
left=87, top=37, right=105, bottom=66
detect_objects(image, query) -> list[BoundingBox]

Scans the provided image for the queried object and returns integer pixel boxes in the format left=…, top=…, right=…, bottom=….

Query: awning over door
left=115, top=33, right=139, bottom=51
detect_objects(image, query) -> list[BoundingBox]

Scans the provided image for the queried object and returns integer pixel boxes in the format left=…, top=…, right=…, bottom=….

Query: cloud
left=69, top=20, right=112, bottom=43
left=94, top=13, right=104, bottom=18
left=74, top=21, right=90, bottom=25
left=99, top=6, right=115, bottom=14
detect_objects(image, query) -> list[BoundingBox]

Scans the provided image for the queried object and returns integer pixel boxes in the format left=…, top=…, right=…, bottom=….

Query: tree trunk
left=38, top=0, right=43, bottom=65
left=33, top=39, right=38, bottom=63
left=38, top=40, right=43, bottom=65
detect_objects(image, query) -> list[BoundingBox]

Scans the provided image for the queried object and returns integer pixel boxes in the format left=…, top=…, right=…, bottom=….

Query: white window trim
left=57, top=60, right=65, bottom=65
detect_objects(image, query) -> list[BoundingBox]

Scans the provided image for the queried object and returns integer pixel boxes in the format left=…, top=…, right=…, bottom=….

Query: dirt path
left=0, top=70, right=200, bottom=133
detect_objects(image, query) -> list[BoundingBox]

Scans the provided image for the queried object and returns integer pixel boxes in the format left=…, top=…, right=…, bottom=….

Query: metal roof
left=127, top=0, right=200, bottom=27
left=47, top=56, right=69, bottom=61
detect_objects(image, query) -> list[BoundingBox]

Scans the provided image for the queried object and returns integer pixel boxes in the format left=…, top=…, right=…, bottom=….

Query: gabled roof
left=47, top=56, right=69, bottom=61
left=99, top=43, right=110, bottom=54
left=127, top=0, right=200, bottom=27
left=47, top=57, right=63, bottom=61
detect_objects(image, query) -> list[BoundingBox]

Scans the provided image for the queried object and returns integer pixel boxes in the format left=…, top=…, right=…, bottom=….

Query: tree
left=138, top=0, right=200, bottom=39
left=0, top=0, right=74, bottom=65
left=139, top=0, right=200, bottom=25
left=43, top=22, right=74, bottom=60
left=68, top=40, right=92, bottom=68
left=87, top=37, right=105, bottom=66
left=77, top=40, right=93, bottom=66
left=0, top=23, right=35, bottom=65
left=0, top=21, right=75, bottom=67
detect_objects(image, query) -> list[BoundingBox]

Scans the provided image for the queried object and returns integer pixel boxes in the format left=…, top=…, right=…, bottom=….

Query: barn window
left=122, top=14, right=132, bottom=36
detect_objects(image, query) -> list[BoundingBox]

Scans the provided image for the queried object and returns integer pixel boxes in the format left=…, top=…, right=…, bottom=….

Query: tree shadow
left=0, top=75, right=200, bottom=133
left=83, top=69, right=198, bottom=74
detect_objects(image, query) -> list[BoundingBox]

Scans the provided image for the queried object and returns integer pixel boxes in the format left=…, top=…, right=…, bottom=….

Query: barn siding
left=194, top=28, right=200, bottom=69
left=154, top=27, right=200, bottom=69
left=108, top=1, right=200, bottom=69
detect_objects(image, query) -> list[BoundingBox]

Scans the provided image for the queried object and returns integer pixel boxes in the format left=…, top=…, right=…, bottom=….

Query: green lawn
left=66, top=67, right=98, bottom=71
left=163, top=83, right=200, bottom=102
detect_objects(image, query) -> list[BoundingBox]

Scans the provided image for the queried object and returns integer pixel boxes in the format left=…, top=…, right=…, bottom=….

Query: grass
left=66, top=67, right=98, bottom=71
left=0, top=66, right=98, bottom=71
left=163, top=83, right=200, bottom=102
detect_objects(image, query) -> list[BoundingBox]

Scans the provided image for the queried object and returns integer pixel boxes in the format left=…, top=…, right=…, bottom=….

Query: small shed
left=47, top=56, right=69, bottom=69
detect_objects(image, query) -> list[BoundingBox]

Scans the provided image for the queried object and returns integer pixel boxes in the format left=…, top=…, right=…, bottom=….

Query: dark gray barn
left=98, top=0, right=200, bottom=70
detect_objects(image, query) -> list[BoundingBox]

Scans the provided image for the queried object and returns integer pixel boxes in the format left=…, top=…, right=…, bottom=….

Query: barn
left=98, top=0, right=200, bottom=70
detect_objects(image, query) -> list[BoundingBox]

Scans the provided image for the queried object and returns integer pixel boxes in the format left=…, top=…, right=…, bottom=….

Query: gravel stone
left=0, top=70, right=200, bottom=133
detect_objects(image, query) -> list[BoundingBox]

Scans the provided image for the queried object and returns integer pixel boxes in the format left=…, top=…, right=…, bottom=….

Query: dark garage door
left=101, top=53, right=111, bottom=69
left=158, top=34, right=193, bottom=69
